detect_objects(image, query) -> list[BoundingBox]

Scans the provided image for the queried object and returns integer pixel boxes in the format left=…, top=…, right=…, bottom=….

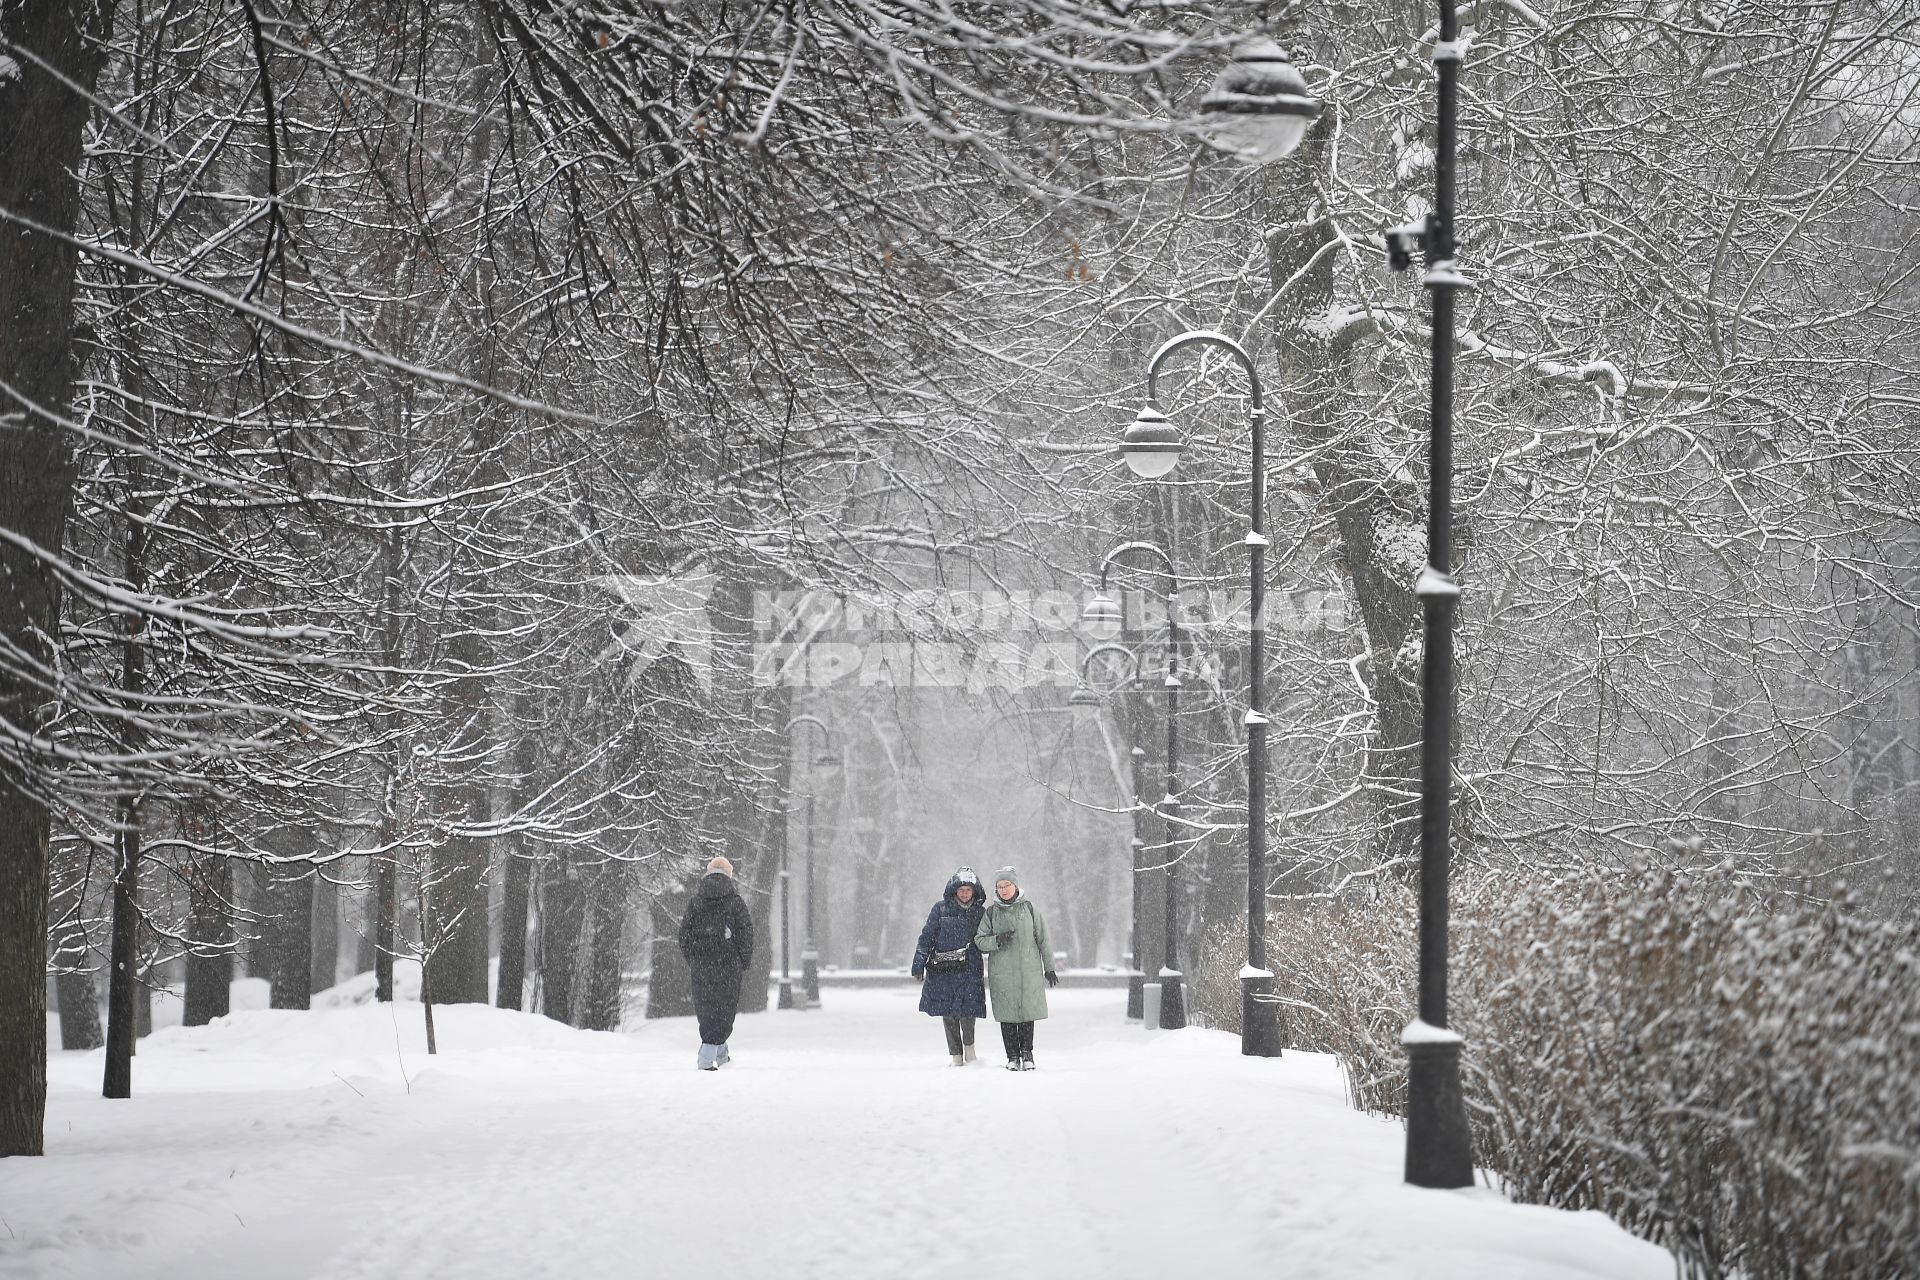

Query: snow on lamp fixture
left=1199, top=38, right=1321, bottom=166
left=1120, top=405, right=1181, bottom=479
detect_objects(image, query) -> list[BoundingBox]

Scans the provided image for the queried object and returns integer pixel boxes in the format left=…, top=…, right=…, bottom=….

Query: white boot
left=963, top=1042, right=977, bottom=1064
left=950, top=1054, right=965, bottom=1067
left=716, top=1043, right=731, bottom=1067
left=697, top=1043, right=719, bottom=1071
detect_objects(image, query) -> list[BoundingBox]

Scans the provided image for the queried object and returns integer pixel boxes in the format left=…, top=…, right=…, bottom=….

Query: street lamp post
left=803, top=789, right=820, bottom=1008
left=1084, top=542, right=1187, bottom=1030
left=1105, top=33, right=1320, bottom=1057
left=1128, top=748, right=1147, bottom=1020
left=776, top=834, right=795, bottom=1010
left=1387, top=0, right=1476, bottom=1189
left=785, top=713, right=835, bottom=1011
left=1072, top=637, right=1167, bottom=1026
left=1120, top=330, right=1282, bottom=1056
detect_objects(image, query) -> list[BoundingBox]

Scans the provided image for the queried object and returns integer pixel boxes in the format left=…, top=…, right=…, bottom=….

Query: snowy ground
left=9, top=986, right=1675, bottom=1280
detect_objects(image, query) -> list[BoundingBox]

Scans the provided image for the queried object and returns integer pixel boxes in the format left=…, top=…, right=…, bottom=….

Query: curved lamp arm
left=783, top=713, right=834, bottom=749
left=1077, top=641, right=1140, bottom=684
left=1094, top=541, right=1185, bottom=680
left=783, top=715, right=837, bottom=794
left=1144, top=329, right=1264, bottom=414
left=1096, top=540, right=1176, bottom=594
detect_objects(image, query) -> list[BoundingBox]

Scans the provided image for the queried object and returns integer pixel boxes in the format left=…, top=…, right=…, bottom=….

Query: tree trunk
left=353, top=875, right=376, bottom=976
left=49, top=877, right=102, bottom=1050
left=0, top=0, right=113, bottom=1157
left=425, top=637, right=493, bottom=1007
left=0, top=771, right=53, bottom=1152
left=538, top=867, right=586, bottom=1024
left=54, top=969, right=102, bottom=1051
left=310, top=872, right=339, bottom=994
left=374, top=515, right=405, bottom=1004
left=103, top=461, right=151, bottom=1095
left=133, top=949, right=151, bottom=1042
left=425, top=823, right=492, bottom=1006
left=495, top=716, right=538, bottom=1010
left=183, top=853, right=232, bottom=1027
left=645, top=924, right=695, bottom=1020
left=497, top=854, right=531, bottom=1010
left=374, top=851, right=396, bottom=1001
left=1263, top=123, right=1429, bottom=879
left=422, top=26, right=508, bottom=1010
left=578, top=862, right=629, bottom=1031
left=266, top=834, right=316, bottom=1010
left=102, top=816, right=141, bottom=1098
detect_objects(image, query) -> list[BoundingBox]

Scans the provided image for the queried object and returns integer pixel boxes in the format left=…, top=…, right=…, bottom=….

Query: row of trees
left=2, top=0, right=1260, bottom=1154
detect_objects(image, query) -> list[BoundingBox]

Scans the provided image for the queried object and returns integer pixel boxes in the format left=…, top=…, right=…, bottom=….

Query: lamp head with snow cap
left=1119, top=404, right=1182, bottom=480
left=1198, top=38, right=1322, bottom=167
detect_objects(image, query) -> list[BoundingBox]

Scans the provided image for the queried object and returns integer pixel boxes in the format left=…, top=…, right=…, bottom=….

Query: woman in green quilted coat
left=973, top=866, right=1058, bottom=1070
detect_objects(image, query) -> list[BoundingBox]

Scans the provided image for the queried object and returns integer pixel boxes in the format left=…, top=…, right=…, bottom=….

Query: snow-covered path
left=8, top=988, right=1673, bottom=1280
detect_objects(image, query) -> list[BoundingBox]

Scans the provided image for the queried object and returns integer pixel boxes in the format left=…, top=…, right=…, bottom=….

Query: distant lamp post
left=784, top=713, right=836, bottom=1010
left=1385, top=0, right=1476, bottom=1190
left=1126, top=747, right=1147, bottom=1020
left=1070, top=640, right=1153, bottom=1023
left=1083, top=544, right=1187, bottom=1030
left=776, top=823, right=796, bottom=1012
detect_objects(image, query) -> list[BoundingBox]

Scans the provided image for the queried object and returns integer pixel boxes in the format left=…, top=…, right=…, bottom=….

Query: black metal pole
left=777, top=821, right=794, bottom=1010
left=1159, top=606, right=1187, bottom=1030
left=1128, top=746, right=1146, bottom=1020
left=802, top=790, right=821, bottom=1007
left=1241, top=401, right=1283, bottom=1057
left=1405, top=0, right=1475, bottom=1188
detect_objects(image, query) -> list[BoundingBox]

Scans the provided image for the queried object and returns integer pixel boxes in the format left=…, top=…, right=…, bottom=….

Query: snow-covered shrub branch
left=1196, top=868, right=1920, bottom=1278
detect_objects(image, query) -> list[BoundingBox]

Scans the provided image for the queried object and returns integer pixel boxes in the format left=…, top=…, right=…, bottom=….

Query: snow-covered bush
left=1200, top=868, right=1920, bottom=1278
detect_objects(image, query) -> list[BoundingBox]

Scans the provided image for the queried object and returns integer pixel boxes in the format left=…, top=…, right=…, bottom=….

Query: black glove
left=995, top=931, right=1014, bottom=948
left=1045, top=971, right=1059, bottom=988
left=913, top=970, right=925, bottom=982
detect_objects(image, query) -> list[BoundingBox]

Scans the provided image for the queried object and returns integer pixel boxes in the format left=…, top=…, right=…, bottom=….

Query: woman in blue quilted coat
left=910, top=866, right=988, bottom=1065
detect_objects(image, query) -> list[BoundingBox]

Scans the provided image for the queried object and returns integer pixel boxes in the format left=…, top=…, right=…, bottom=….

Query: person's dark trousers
left=998, top=1020, right=1034, bottom=1058
left=942, top=1016, right=976, bottom=1056
left=691, top=961, right=743, bottom=1045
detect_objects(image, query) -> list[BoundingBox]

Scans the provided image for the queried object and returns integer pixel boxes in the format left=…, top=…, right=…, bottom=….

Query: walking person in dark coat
left=677, top=856, right=754, bottom=1071
left=910, top=867, right=988, bottom=1065
left=975, top=865, right=1057, bottom=1070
